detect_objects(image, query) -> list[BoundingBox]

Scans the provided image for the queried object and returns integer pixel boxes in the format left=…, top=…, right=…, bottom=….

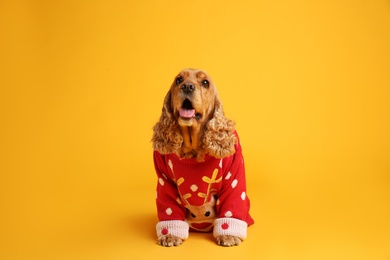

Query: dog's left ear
left=202, top=94, right=237, bottom=158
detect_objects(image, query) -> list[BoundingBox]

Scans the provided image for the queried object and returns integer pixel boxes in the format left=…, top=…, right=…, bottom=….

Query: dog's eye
left=201, top=79, right=209, bottom=88
left=176, top=76, right=183, bottom=86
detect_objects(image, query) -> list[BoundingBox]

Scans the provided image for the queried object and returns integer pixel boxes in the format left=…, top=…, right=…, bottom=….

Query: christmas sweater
left=154, top=135, right=254, bottom=241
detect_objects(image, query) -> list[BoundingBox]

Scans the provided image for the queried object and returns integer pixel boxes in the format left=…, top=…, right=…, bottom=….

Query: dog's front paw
left=216, top=235, right=242, bottom=247
left=158, top=234, right=183, bottom=247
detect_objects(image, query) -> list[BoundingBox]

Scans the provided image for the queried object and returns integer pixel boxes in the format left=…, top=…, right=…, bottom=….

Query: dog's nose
left=180, top=82, right=195, bottom=94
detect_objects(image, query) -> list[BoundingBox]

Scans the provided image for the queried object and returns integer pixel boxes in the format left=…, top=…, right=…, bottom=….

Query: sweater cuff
left=156, top=220, right=189, bottom=240
left=213, top=218, right=248, bottom=240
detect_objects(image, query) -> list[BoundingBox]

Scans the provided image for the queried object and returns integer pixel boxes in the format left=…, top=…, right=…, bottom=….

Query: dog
left=152, top=68, right=254, bottom=247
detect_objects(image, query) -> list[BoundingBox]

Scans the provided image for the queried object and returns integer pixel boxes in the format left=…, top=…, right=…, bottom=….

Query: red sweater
left=154, top=134, right=254, bottom=240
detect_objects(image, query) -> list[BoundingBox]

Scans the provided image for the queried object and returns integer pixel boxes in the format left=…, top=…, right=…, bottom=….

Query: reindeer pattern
left=169, top=158, right=224, bottom=232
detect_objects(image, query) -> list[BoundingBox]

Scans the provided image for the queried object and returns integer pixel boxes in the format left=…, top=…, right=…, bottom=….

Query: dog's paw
left=158, top=234, right=183, bottom=247
left=216, top=235, right=242, bottom=247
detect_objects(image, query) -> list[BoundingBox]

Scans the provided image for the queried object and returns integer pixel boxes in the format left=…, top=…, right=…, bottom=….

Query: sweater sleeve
left=153, top=151, right=189, bottom=239
left=213, top=142, right=254, bottom=240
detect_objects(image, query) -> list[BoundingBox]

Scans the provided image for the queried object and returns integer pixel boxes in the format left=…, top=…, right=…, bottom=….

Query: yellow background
left=1, top=0, right=389, bottom=259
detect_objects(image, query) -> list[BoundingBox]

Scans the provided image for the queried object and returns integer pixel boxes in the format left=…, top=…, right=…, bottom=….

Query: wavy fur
left=202, top=96, right=237, bottom=159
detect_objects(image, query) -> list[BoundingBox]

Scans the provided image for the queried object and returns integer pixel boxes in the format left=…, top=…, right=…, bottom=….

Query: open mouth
left=179, top=99, right=196, bottom=119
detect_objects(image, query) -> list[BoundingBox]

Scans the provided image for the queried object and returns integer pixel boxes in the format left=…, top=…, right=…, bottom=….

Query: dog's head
left=152, top=68, right=237, bottom=161
left=171, top=69, right=217, bottom=128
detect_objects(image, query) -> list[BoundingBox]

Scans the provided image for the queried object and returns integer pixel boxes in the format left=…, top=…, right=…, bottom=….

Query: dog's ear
left=152, top=89, right=183, bottom=154
left=202, top=94, right=237, bottom=158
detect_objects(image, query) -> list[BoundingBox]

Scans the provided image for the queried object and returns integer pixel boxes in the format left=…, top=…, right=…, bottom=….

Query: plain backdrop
left=1, top=0, right=389, bottom=259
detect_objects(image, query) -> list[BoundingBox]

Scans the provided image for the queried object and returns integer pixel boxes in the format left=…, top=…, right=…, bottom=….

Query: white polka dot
left=241, top=191, right=246, bottom=200
left=225, top=172, right=232, bottom=180
left=190, top=184, right=198, bottom=192
left=225, top=211, right=233, bottom=217
left=162, top=174, right=168, bottom=180
left=219, top=159, right=223, bottom=168
left=168, top=159, right=174, bottom=172
left=158, top=178, right=165, bottom=186
left=166, top=208, right=172, bottom=215
left=231, top=179, right=238, bottom=188
left=216, top=199, right=220, bottom=205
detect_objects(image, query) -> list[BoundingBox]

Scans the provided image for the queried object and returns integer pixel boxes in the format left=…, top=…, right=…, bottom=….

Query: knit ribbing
left=213, top=218, right=248, bottom=240
left=156, top=220, right=189, bottom=239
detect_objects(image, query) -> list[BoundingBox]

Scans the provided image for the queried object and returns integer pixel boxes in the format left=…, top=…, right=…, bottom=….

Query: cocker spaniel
left=152, top=68, right=254, bottom=247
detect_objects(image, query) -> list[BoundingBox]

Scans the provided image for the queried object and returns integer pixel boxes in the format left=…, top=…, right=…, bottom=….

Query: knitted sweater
left=154, top=135, right=254, bottom=241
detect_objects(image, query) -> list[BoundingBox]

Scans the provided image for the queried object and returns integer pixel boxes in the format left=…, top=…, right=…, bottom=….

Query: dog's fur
left=152, top=69, right=242, bottom=246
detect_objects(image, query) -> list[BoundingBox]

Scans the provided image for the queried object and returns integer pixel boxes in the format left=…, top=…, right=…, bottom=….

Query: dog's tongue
left=179, top=108, right=195, bottom=118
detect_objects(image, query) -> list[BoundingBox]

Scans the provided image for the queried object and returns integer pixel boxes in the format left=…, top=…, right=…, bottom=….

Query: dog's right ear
left=152, top=90, right=183, bottom=154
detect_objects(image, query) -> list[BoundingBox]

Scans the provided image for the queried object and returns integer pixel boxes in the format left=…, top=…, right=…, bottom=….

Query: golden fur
left=152, top=68, right=237, bottom=162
